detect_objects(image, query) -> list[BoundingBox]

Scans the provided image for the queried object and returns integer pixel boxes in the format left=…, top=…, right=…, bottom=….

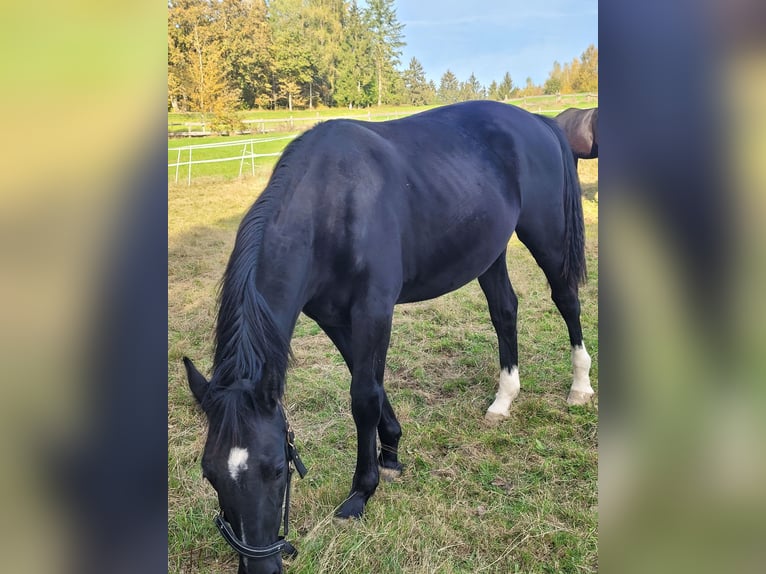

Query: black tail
left=539, top=115, right=587, bottom=288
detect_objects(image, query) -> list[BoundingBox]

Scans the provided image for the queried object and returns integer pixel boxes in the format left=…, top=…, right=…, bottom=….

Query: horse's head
left=184, top=357, right=297, bottom=574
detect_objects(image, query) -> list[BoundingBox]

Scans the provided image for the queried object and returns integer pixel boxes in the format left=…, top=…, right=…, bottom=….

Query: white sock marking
left=486, top=366, right=520, bottom=418
left=227, top=447, right=249, bottom=481
left=570, top=344, right=593, bottom=394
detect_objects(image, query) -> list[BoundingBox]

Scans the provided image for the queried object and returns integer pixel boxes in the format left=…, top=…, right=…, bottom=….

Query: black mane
left=210, top=135, right=307, bottom=403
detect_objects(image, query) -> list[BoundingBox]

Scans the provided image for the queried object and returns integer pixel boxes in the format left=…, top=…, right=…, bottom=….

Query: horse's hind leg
left=479, top=252, right=521, bottom=421
left=517, top=231, right=594, bottom=405
left=549, top=275, right=593, bottom=405
left=318, top=322, right=403, bottom=481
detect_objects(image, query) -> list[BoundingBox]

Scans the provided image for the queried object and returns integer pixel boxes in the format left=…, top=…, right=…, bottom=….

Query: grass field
left=168, top=160, right=599, bottom=573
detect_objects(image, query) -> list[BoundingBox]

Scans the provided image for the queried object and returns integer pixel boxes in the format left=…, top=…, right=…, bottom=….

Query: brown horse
left=556, top=107, right=598, bottom=168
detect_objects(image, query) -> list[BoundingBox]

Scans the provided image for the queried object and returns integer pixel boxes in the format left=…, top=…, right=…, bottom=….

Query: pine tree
left=335, top=0, right=375, bottom=108
left=403, top=57, right=430, bottom=105
left=497, top=72, right=514, bottom=100
left=460, top=72, right=484, bottom=101
left=364, top=0, right=405, bottom=106
left=438, top=69, right=460, bottom=104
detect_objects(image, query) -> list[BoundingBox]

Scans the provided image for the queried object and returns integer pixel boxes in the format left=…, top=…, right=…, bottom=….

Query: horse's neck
left=255, top=273, right=306, bottom=346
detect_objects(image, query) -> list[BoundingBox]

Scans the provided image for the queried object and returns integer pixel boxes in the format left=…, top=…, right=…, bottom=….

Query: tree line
left=168, top=0, right=597, bottom=115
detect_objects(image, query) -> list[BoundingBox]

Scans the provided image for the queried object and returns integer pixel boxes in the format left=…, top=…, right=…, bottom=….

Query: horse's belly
left=396, top=226, right=513, bottom=304
left=397, top=264, right=490, bottom=303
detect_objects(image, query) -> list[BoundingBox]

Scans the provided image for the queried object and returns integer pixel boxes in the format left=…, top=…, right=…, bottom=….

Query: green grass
left=168, top=132, right=297, bottom=182
left=168, top=160, right=598, bottom=573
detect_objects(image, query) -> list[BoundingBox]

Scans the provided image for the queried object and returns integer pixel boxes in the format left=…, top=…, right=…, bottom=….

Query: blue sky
left=362, top=1, right=597, bottom=88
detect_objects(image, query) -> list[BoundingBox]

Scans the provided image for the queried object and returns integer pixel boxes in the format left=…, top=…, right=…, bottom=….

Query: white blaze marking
left=486, top=366, right=520, bottom=418
left=227, top=447, right=249, bottom=481
left=570, top=344, right=594, bottom=394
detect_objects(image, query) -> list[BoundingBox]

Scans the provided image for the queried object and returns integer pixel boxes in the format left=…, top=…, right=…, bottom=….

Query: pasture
left=168, top=152, right=598, bottom=572
left=167, top=107, right=591, bottom=184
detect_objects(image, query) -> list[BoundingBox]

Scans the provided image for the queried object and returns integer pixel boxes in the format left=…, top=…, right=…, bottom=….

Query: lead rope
left=281, top=407, right=307, bottom=558
left=283, top=463, right=294, bottom=537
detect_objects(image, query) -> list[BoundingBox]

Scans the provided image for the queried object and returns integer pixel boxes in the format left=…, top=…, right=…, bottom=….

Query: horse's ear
left=183, top=357, right=209, bottom=406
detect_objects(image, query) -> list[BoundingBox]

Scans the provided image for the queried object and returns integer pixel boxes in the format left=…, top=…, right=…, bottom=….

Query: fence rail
left=168, top=94, right=598, bottom=183
left=168, top=110, right=414, bottom=138
left=169, top=135, right=297, bottom=185
left=168, top=95, right=598, bottom=137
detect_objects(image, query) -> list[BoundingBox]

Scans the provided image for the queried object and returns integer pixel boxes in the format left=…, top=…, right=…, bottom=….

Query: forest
left=168, top=0, right=598, bottom=114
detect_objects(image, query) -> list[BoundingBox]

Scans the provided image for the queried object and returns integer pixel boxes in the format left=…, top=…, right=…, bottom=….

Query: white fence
left=167, top=95, right=598, bottom=184
left=168, top=135, right=297, bottom=185
left=168, top=110, right=413, bottom=138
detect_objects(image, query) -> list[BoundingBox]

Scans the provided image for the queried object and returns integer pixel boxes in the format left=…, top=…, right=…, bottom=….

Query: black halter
left=214, top=408, right=308, bottom=560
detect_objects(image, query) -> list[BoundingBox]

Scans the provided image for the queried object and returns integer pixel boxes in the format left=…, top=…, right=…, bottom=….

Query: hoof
left=379, top=465, right=402, bottom=482
left=335, top=491, right=367, bottom=520
left=484, top=409, right=510, bottom=422
left=567, top=390, right=594, bottom=406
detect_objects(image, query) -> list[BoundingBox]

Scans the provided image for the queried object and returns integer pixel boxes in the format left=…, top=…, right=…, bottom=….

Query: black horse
left=555, top=107, right=598, bottom=168
left=184, top=100, right=594, bottom=574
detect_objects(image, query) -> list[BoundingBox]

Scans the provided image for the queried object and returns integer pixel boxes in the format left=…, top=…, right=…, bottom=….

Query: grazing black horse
left=555, top=107, right=598, bottom=168
left=184, top=100, right=593, bottom=574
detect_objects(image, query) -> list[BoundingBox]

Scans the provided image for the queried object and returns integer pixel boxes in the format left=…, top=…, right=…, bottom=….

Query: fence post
left=187, top=148, right=192, bottom=186
left=175, top=148, right=181, bottom=183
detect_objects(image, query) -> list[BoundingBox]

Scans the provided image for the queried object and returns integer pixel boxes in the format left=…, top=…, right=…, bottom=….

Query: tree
left=572, top=44, right=598, bottom=92
left=303, top=0, right=346, bottom=107
left=216, top=0, right=271, bottom=109
left=364, top=0, right=405, bottom=106
left=543, top=61, right=562, bottom=94
left=335, top=0, right=375, bottom=108
left=542, top=46, right=598, bottom=95
left=497, top=72, right=514, bottom=100
left=487, top=80, right=499, bottom=101
left=438, top=69, right=460, bottom=104
left=168, top=0, right=237, bottom=116
left=268, top=0, right=314, bottom=110
left=402, top=57, right=430, bottom=105
left=517, top=76, right=542, bottom=97
left=426, top=80, right=437, bottom=104
left=168, top=1, right=596, bottom=112
left=460, top=72, right=484, bottom=101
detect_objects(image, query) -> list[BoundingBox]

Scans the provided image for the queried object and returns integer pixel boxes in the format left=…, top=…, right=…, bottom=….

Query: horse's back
left=261, top=102, right=568, bottom=316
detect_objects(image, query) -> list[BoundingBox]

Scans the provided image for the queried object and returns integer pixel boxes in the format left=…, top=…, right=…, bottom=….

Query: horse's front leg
left=336, top=307, right=393, bottom=519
